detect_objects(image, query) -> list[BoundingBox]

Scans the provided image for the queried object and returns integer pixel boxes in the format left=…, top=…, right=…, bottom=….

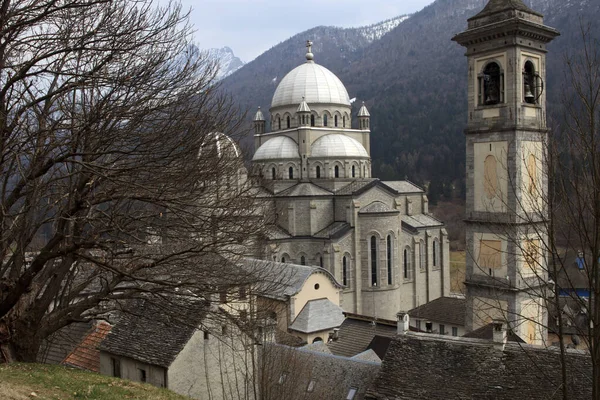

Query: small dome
left=200, top=132, right=240, bottom=159
left=271, top=61, right=350, bottom=108
left=253, top=136, right=300, bottom=161
left=311, top=134, right=369, bottom=158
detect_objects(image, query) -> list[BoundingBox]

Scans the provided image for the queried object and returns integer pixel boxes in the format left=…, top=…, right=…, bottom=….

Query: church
left=251, top=43, right=450, bottom=321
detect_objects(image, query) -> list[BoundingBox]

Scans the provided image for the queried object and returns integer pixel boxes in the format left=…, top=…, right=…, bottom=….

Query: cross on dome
left=305, top=40, right=314, bottom=62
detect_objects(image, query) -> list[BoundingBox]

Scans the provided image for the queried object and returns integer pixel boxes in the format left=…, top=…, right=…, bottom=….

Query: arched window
left=352, top=165, right=356, bottom=178
left=334, top=115, right=338, bottom=127
left=302, top=115, right=305, bottom=124
left=370, top=236, right=378, bottom=286
left=281, top=257, right=286, bottom=263
left=286, top=115, right=291, bottom=128
left=323, top=114, right=328, bottom=127
left=404, top=247, right=412, bottom=280
left=288, top=167, right=294, bottom=179
left=387, top=235, right=393, bottom=285
left=300, top=255, right=306, bottom=265
left=320, top=256, right=323, bottom=268
left=316, top=165, right=321, bottom=178
left=343, top=116, right=346, bottom=127
left=433, top=239, right=439, bottom=268
left=479, top=62, right=504, bottom=105
left=310, top=114, right=315, bottom=126
left=342, top=256, right=348, bottom=286
left=523, top=61, right=537, bottom=104
left=420, top=240, right=426, bottom=270
left=278, top=117, right=281, bottom=130
left=272, top=167, right=276, bottom=180
left=334, top=165, right=340, bottom=178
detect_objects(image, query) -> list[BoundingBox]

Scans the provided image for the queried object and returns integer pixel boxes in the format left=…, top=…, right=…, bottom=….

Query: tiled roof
left=37, top=322, right=93, bottom=365
left=245, top=259, right=343, bottom=300
left=469, top=0, right=541, bottom=21
left=351, top=349, right=381, bottom=363
left=63, top=321, right=112, bottom=372
left=99, top=299, right=206, bottom=368
left=333, top=179, right=379, bottom=195
left=313, top=221, right=352, bottom=240
left=462, top=323, right=525, bottom=343
left=408, top=296, right=466, bottom=326
left=327, top=315, right=397, bottom=358
left=366, top=334, right=592, bottom=399
left=403, top=214, right=444, bottom=229
left=289, top=298, right=345, bottom=333
left=261, top=342, right=380, bottom=400
left=277, top=182, right=333, bottom=197
left=359, top=201, right=398, bottom=214
left=380, top=181, right=423, bottom=193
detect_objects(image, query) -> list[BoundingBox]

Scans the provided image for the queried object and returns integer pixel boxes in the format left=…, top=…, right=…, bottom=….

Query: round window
left=314, top=283, right=320, bottom=290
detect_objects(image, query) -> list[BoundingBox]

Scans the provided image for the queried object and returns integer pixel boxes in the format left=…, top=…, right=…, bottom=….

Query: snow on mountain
left=358, top=15, right=410, bottom=43
left=206, top=47, right=245, bottom=81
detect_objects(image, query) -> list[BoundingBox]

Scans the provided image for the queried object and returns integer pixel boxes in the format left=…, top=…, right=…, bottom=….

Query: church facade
left=251, top=42, right=450, bottom=321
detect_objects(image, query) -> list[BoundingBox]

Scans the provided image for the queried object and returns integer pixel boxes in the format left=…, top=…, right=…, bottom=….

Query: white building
left=251, top=41, right=450, bottom=320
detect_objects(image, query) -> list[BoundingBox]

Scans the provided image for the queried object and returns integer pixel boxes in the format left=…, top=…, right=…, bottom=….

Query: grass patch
left=0, top=363, right=187, bottom=400
left=450, top=251, right=466, bottom=295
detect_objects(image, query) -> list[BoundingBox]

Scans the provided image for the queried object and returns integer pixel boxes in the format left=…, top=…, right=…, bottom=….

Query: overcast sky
left=183, top=0, right=436, bottom=62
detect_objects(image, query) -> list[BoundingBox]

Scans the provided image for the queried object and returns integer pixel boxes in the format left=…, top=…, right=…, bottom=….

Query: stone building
left=452, top=0, right=559, bottom=344
left=251, top=41, right=450, bottom=321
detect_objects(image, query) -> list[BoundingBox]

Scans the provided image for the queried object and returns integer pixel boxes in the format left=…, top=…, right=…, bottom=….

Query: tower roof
left=253, top=106, right=265, bottom=121
left=469, top=0, right=542, bottom=21
left=357, top=102, right=370, bottom=117
left=297, top=97, right=311, bottom=113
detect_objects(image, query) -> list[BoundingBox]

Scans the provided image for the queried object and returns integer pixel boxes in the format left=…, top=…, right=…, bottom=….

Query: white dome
left=200, top=132, right=240, bottom=159
left=271, top=61, right=351, bottom=108
left=311, top=134, right=369, bottom=158
left=253, top=136, right=300, bottom=161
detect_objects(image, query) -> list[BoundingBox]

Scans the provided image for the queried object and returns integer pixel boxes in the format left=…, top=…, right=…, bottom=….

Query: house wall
left=168, top=323, right=255, bottom=400
left=410, top=319, right=466, bottom=337
left=99, top=352, right=166, bottom=387
left=290, top=273, right=341, bottom=322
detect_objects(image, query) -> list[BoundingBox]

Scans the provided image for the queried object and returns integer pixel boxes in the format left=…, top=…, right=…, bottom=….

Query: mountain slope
left=220, top=0, right=600, bottom=192
left=206, top=46, right=245, bottom=81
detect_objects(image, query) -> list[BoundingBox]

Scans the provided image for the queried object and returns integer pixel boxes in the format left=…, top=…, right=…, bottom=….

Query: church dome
left=200, top=132, right=240, bottom=159
left=310, top=134, right=369, bottom=158
left=271, top=55, right=350, bottom=109
left=253, top=136, right=300, bottom=161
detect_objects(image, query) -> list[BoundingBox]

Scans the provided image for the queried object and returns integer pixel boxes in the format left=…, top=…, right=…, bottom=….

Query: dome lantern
left=296, top=97, right=311, bottom=127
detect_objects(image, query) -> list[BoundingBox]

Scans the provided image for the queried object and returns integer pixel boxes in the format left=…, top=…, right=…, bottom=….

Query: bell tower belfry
left=452, top=0, right=559, bottom=345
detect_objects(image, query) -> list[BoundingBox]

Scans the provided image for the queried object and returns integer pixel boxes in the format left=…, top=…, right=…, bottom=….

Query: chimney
left=397, top=312, right=409, bottom=335
left=425, top=321, right=433, bottom=333
left=332, top=328, right=340, bottom=341
left=492, top=319, right=508, bottom=351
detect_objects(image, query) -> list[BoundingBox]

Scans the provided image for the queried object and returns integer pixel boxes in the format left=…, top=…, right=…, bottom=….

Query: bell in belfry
left=524, top=82, right=535, bottom=103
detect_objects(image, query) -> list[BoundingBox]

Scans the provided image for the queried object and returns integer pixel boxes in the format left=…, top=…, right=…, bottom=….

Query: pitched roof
left=37, top=321, right=94, bottom=365
left=359, top=201, right=398, bottom=215
left=277, top=182, right=333, bottom=197
left=462, top=323, right=525, bottom=343
left=313, top=221, right=352, bottom=240
left=381, top=181, right=423, bottom=194
left=245, top=259, right=343, bottom=300
left=99, top=299, right=206, bottom=368
left=327, top=315, right=397, bottom=358
left=289, top=298, right=345, bottom=333
left=63, top=321, right=112, bottom=372
left=261, top=342, right=380, bottom=400
left=408, top=296, right=466, bottom=326
left=366, top=334, right=592, bottom=399
left=403, top=214, right=444, bottom=230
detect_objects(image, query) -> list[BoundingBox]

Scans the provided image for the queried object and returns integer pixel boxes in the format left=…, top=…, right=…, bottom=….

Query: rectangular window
left=138, top=368, right=147, bottom=382
left=239, top=286, right=247, bottom=300
left=439, top=324, right=445, bottom=335
left=479, top=240, right=502, bottom=275
left=452, top=327, right=458, bottom=337
left=240, top=309, right=248, bottom=321
left=222, top=325, right=228, bottom=335
left=370, top=237, right=378, bottom=286
left=523, top=239, right=540, bottom=273
left=220, top=290, right=228, bottom=304
left=204, top=331, right=209, bottom=340
left=111, top=357, right=121, bottom=378
left=347, top=387, right=358, bottom=400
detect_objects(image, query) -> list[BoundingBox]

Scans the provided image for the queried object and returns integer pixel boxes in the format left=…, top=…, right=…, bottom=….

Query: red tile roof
left=63, top=321, right=112, bottom=372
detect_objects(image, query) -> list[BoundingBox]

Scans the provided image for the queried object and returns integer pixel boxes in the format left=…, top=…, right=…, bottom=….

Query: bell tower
left=453, top=0, right=559, bottom=344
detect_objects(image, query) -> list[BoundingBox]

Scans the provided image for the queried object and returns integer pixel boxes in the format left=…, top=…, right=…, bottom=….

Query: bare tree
left=0, top=0, right=267, bottom=362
